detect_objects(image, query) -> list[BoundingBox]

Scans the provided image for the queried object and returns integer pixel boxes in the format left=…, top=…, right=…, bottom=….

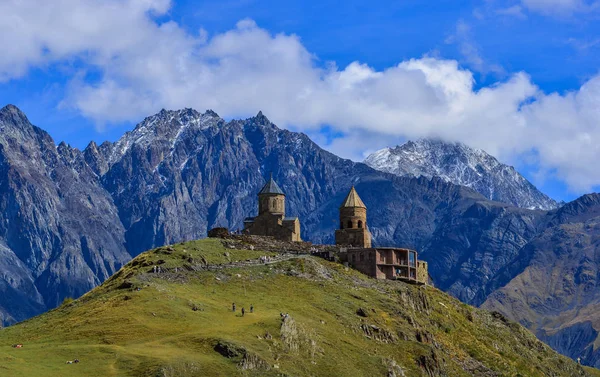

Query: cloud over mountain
left=2, top=0, right=600, bottom=191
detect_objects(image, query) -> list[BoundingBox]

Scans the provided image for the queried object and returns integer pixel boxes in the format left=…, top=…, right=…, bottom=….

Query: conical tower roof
left=258, top=174, right=285, bottom=195
left=340, top=186, right=366, bottom=208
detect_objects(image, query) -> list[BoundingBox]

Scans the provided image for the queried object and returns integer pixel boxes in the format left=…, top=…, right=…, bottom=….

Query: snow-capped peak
left=107, top=108, right=221, bottom=165
left=365, top=138, right=559, bottom=210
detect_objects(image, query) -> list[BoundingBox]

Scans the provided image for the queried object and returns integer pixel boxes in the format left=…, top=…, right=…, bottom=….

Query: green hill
left=1, top=237, right=598, bottom=377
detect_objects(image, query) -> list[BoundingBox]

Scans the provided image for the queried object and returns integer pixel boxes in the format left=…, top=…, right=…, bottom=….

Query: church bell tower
left=335, top=186, right=372, bottom=248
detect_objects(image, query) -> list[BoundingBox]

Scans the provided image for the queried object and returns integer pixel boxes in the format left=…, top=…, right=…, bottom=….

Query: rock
left=117, top=281, right=133, bottom=290
left=214, top=341, right=245, bottom=359
left=208, top=228, right=230, bottom=238
left=356, top=307, right=369, bottom=317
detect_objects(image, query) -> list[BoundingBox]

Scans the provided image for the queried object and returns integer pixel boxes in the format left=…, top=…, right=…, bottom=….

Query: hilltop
left=1, top=237, right=597, bottom=377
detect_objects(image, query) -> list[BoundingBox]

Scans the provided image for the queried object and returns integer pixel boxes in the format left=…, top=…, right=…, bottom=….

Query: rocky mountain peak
left=0, top=104, right=36, bottom=135
left=0, top=104, right=28, bottom=122
left=365, top=138, right=558, bottom=210
left=103, top=108, right=222, bottom=166
left=249, top=110, right=275, bottom=128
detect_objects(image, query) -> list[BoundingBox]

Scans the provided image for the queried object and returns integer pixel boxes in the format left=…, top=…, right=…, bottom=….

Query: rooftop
left=258, top=175, right=285, bottom=195
left=340, top=186, right=366, bottom=208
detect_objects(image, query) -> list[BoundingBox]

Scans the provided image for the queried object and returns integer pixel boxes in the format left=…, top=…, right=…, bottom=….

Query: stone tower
left=335, top=186, right=372, bottom=248
left=243, top=174, right=301, bottom=242
left=258, top=173, right=285, bottom=215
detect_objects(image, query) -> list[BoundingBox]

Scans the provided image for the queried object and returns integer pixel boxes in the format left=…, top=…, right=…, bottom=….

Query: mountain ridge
left=364, top=138, right=559, bottom=210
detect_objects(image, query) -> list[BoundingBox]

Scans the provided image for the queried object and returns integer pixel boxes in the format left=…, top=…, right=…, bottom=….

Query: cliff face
left=0, top=105, right=129, bottom=324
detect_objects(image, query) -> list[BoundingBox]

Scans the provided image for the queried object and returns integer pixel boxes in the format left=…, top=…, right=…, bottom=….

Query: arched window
left=358, top=220, right=363, bottom=228
left=347, top=220, right=353, bottom=229
left=272, top=199, right=277, bottom=209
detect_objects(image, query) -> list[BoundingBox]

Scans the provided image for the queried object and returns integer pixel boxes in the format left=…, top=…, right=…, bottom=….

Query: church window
left=360, top=253, right=365, bottom=262
left=347, top=220, right=353, bottom=229
left=358, top=220, right=363, bottom=228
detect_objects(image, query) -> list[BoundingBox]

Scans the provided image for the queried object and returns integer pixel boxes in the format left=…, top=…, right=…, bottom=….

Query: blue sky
left=1, top=0, right=600, bottom=202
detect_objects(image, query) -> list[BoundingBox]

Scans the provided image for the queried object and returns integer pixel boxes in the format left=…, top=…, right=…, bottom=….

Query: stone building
left=344, top=247, right=429, bottom=284
left=335, top=186, right=429, bottom=285
left=243, top=175, right=301, bottom=242
left=335, top=186, right=372, bottom=248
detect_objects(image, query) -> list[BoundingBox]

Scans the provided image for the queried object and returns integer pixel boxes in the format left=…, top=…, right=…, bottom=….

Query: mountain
left=1, top=237, right=598, bottom=377
left=364, top=139, right=559, bottom=210
left=2, top=104, right=600, bottom=368
left=482, top=193, right=600, bottom=368
left=0, top=105, right=130, bottom=325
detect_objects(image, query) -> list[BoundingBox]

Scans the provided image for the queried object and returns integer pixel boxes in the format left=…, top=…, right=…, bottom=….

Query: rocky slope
left=365, top=139, right=559, bottom=210
left=1, top=237, right=597, bottom=377
left=0, top=105, right=130, bottom=324
left=482, top=193, right=600, bottom=368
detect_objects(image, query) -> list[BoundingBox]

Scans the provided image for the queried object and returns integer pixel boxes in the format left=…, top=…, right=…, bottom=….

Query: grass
left=0, top=237, right=599, bottom=377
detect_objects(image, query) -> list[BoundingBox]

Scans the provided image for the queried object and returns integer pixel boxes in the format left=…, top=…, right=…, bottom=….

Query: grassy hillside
left=1, top=237, right=598, bottom=377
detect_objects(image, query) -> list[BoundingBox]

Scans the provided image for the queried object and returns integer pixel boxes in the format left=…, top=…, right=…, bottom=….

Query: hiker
left=153, top=265, right=157, bottom=273
left=250, top=304, right=254, bottom=313
left=241, top=307, right=245, bottom=316
left=232, top=303, right=236, bottom=312
left=577, top=357, right=581, bottom=364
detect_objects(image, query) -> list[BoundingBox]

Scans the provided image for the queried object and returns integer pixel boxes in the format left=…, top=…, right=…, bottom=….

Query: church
left=335, top=186, right=429, bottom=285
left=242, top=177, right=428, bottom=284
left=243, top=175, right=301, bottom=242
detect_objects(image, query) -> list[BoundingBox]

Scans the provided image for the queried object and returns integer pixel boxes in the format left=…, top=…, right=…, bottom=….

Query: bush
left=61, top=297, right=74, bottom=306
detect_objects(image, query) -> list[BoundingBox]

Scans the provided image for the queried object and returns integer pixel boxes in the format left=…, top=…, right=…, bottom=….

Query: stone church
left=243, top=175, right=301, bottom=242
left=335, top=186, right=429, bottom=285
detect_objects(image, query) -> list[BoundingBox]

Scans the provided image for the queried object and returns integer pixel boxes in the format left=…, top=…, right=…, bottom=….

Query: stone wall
left=346, top=248, right=379, bottom=278
left=335, top=228, right=371, bottom=248
left=245, top=213, right=301, bottom=242
left=417, top=261, right=429, bottom=285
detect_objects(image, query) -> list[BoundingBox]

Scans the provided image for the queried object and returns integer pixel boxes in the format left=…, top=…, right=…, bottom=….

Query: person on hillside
left=232, top=303, right=236, bottom=312
left=250, top=304, right=254, bottom=313
left=241, top=307, right=245, bottom=317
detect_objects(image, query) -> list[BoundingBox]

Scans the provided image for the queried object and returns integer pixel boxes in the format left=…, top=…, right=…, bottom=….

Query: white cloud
left=445, top=20, right=504, bottom=76
left=520, top=0, right=598, bottom=15
left=2, top=1, right=600, bottom=192
left=496, top=5, right=527, bottom=18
